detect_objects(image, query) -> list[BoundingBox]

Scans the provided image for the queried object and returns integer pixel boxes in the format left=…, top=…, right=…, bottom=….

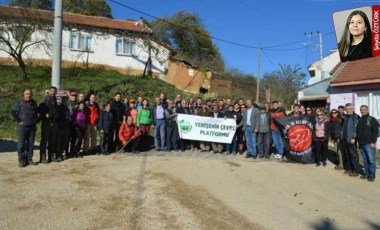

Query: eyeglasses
left=331, top=111, right=338, bottom=114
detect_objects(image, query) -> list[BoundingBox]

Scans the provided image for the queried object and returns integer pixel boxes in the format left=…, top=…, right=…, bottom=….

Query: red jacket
left=119, top=123, right=140, bottom=142
left=270, top=109, right=286, bottom=131
left=86, top=102, right=100, bottom=125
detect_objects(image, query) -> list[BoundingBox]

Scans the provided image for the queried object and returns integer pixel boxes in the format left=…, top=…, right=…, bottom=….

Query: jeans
left=360, top=144, right=377, bottom=176
left=154, top=119, right=166, bottom=149
left=100, top=132, right=111, bottom=153
left=244, top=128, right=257, bottom=156
left=271, top=130, right=284, bottom=156
left=17, top=124, right=36, bottom=163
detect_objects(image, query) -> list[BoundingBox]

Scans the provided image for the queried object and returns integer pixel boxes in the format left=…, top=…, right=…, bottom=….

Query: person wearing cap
left=127, top=99, right=138, bottom=125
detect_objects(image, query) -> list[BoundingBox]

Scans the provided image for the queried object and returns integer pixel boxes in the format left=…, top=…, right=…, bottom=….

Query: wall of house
left=0, top=28, right=169, bottom=75
left=160, top=61, right=204, bottom=94
left=308, top=51, right=340, bottom=85
left=210, top=79, right=232, bottom=96
left=330, top=84, right=380, bottom=148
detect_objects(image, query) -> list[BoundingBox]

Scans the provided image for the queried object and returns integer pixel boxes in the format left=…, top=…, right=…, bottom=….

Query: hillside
left=0, top=65, right=189, bottom=139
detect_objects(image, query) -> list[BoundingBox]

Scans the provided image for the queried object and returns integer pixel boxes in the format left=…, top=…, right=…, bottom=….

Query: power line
left=108, top=0, right=330, bottom=52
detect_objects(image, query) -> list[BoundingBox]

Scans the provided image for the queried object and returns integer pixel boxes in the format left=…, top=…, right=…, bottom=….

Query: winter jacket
left=312, top=119, right=330, bottom=141
left=11, top=99, right=38, bottom=126
left=165, top=107, right=177, bottom=127
left=39, top=95, right=58, bottom=121
left=269, top=109, right=286, bottom=131
left=73, top=109, right=87, bottom=130
left=197, top=108, right=211, bottom=117
left=342, top=113, right=360, bottom=142
left=356, top=114, right=379, bottom=145
left=57, top=104, right=71, bottom=129
left=98, top=110, right=114, bottom=133
left=329, top=118, right=342, bottom=141
left=111, top=100, right=125, bottom=123
left=128, top=108, right=138, bottom=125
left=86, top=101, right=100, bottom=125
left=118, top=123, right=141, bottom=142
left=137, top=107, right=152, bottom=126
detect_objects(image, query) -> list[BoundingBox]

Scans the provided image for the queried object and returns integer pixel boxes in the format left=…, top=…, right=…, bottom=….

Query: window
left=355, top=91, right=380, bottom=119
left=116, top=38, right=137, bottom=56
left=69, top=32, right=92, bottom=51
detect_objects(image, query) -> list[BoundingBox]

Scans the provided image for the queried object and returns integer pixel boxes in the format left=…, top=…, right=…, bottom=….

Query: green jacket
left=137, top=107, right=152, bottom=126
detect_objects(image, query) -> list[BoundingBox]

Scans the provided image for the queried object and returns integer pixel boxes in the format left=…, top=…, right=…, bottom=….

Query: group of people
left=11, top=87, right=379, bottom=181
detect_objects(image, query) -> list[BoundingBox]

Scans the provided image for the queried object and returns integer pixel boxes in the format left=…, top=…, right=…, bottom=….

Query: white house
left=297, top=50, right=340, bottom=106
left=0, top=5, right=170, bottom=75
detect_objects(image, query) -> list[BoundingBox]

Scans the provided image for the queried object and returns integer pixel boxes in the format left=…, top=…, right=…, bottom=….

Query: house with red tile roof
left=329, top=56, right=380, bottom=118
left=0, top=5, right=170, bottom=75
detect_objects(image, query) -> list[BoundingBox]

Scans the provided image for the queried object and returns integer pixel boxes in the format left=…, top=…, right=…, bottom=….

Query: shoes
left=349, top=172, right=359, bottom=177
left=18, top=162, right=25, bottom=168
left=322, top=161, right=327, bottom=167
left=238, top=151, right=244, bottom=155
left=368, top=175, right=375, bottom=182
left=252, top=155, right=257, bottom=159
left=344, top=170, right=351, bottom=174
left=265, top=155, right=270, bottom=159
left=274, top=154, right=282, bottom=159
left=245, top=155, right=252, bottom=158
left=316, top=162, right=321, bottom=167
left=334, top=166, right=343, bottom=170
left=259, top=154, right=264, bottom=158
left=28, top=160, right=38, bottom=166
left=360, top=175, right=368, bottom=180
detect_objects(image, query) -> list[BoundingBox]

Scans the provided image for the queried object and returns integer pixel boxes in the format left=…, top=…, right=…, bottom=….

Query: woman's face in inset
left=349, top=14, right=367, bottom=37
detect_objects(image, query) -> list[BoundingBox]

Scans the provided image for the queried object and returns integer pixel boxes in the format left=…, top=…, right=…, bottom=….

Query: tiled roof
left=0, top=5, right=150, bottom=33
left=330, top=56, right=380, bottom=87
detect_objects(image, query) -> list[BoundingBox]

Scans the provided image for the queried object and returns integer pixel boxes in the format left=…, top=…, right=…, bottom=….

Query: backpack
left=366, top=116, right=380, bottom=137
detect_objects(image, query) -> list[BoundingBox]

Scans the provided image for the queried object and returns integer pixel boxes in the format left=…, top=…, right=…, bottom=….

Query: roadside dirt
left=0, top=149, right=379, bottom=230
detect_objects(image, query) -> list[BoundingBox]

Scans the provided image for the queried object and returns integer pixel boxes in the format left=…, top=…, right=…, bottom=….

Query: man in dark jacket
left=11, top=88, right=39, bottom=167
left=177, top=99, right=191, bottom=151
left=342, top=103, right=361, bottom=177
left=110, top=92, right=126, bottom=152
left=210, top=104, right=225, bottom=153
left=56, top=96, right=71, bottom=161
left=165, top=100, right=179, bottom=151
left=39, top=86, right=59, bottom=163
left=357, top=105, right=379, bottom=181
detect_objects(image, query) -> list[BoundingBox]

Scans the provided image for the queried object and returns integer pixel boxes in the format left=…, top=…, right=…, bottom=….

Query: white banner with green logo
left=177, top=114, right=237, bottom=143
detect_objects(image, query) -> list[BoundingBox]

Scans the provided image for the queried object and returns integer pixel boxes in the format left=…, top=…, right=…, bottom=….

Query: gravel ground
left=1, top=144, right=379, bottom=230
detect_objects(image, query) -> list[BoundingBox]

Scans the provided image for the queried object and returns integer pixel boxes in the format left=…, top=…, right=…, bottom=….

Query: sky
left=0, top=0, right=377, bottom=82
left=105, top=0, right=377, bottom=82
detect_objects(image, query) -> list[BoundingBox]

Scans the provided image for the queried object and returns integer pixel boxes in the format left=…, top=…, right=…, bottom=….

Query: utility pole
left=256, top=43, right=262, bottom=103
left=52, top=0, right=63, bottom=89
left=304, top=31, right=323, bottom=60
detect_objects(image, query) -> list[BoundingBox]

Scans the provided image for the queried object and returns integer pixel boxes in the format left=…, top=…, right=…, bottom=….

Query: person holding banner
left=196, top=102, right=212, bottom=152
left=270, top=101, right=286, bottom=160
left=242, top=99, right=260, bottom=159
left=177, top=99, right=191, bottom=152
left=210, top=104, right=225, bottom=154
left=338, top=10, right=372, bottom=62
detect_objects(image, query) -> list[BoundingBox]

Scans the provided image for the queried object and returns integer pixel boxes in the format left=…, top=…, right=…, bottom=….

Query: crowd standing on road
left=11, top=87, right=380, bottom=182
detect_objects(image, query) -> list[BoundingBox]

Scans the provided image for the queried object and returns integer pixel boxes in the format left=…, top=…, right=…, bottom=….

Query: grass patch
left=0, top=65, right=191, bottom=140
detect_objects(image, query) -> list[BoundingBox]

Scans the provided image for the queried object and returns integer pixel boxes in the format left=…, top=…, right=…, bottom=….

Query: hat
left=70, top=91, right=77, bottom=96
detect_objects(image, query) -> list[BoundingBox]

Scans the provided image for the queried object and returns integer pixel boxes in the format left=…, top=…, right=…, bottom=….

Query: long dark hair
left=338, top=10, right=372, bottom=58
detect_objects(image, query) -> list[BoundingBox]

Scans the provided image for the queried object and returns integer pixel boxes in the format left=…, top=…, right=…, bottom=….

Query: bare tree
left=0, top=7, right=52, bottom=79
